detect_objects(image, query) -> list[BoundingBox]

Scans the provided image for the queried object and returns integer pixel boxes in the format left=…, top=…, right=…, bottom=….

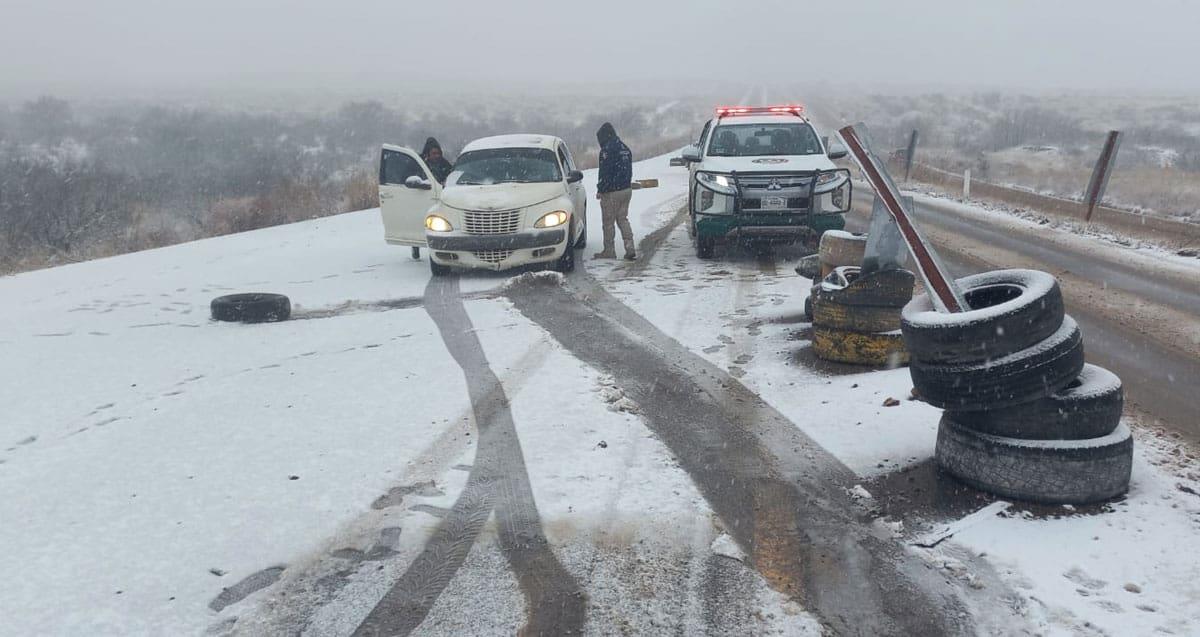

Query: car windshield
left=707, top=123, right=822, bottom=157
left=448, top=147, right=562, bottom=185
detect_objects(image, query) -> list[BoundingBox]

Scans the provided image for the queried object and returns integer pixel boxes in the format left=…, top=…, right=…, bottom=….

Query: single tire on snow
left=818, top=230, right=866, bottom=277
left=812, top=299, right=902, bottom=333
left=946, top=364, right=1123, bottom=440
left=794, top=253, right=821, bottom=280
left=812, top=326, right=909, bottom=367
left=935, top=416, right=1133, bottom=505
left=909, top=315, right=1084, bottom=411
left=804, top=292, right=814, bottom=322
left=210, top=293, right=291, bottom=323
left=815, top=266, right=915, bottom=308
left=902, top=269, right=1064, bottom=364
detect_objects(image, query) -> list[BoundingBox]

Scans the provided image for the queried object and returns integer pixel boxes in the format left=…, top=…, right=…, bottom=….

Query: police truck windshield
left=707, top=123, right=822, bottom=157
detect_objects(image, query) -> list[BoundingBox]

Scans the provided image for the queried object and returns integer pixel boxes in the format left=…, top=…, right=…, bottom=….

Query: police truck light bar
left=715, top=105, right=805, bottom=117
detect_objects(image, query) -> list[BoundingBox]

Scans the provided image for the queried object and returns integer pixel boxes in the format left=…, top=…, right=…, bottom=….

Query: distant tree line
left=0, top=95, right=701, bottom=273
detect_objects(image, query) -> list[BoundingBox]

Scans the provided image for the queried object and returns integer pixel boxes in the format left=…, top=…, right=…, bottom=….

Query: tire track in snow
left=506, top=269, right=976, bottom=635
left=354, top=276, right=584, bottom=637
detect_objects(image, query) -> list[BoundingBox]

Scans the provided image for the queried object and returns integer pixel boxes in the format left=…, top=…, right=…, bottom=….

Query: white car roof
left=462, top=134, right=562, bottom=153
left=713, top=115, right=812, bottom=127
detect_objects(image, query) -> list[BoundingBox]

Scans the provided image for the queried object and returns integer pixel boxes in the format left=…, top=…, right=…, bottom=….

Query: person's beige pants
left=598, top=188, right=635, bottom=256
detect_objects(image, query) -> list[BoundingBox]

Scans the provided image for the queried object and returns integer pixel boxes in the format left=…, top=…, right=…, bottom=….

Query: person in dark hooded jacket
left=594, top=122, right=636, bottom=259
left=420, top=137, right=454, bottom=185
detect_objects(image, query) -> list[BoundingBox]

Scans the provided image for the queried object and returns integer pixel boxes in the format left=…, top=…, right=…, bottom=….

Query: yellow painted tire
left=812, top=326, right=909, bottom=367
left=812, top=299, right=901, bottom=333
left=818, top=230, right=866, bottom=272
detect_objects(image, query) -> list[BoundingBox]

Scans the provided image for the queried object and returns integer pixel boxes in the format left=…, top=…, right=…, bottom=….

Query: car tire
left=818, top=230, right=866, bottom=275
left=430, top=259, right=453, bottom=277
left=812, top=326, right=909, bottom=367
left=794, top=253, right=821, bottom=280
left=936, top=416, right=1133, bottom=505
left=556, top=225, right=576, bottom=273
left=211, top=293, right=291, bottom=323
left=902, top=269, right=1064, bottom=364
left=804, top=293, right=814, bottom=322
left=697, top=235, right=716, bottom=259
left=812, top=299, right=902, bottom=333
left=815, top=266, right=915, bottom=308
left=947, top=364, right=1123, bottom=440
left=574, top=213, right=587, bottom=249
left=910, top=315, right=1085, bottom=411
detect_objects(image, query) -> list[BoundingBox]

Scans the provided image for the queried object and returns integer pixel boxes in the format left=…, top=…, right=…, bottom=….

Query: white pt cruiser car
left=378, top=134, right=587, bottom=275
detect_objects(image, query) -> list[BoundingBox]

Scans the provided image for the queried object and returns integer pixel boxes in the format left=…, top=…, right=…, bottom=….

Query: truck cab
left=675, top=105, right=852, bottom=258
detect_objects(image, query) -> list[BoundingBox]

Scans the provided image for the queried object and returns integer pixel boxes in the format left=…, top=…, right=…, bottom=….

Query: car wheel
left=430, top=259, right=453, bottom=277
left=948, top=363, right=1123, bottom=440
left=936, top=416, right=1132, bottom=505
left=211, top=293, right=291, bottom=323
left=909, top=316, right=1084, bottom=411
left=556, top=225, right=576, bottom=273
left=814, top=267, right=916, bottom=308
left=574, top=214, right=587, bottom=249
left=811, top=326, right=909, bottom=367
left=902, top=269, right=1064, bottom=364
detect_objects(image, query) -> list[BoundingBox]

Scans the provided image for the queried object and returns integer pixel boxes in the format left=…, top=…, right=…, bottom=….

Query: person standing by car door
left=420, top=137, right=454, bottom=185
left=594, top=122, right=635, bottom=260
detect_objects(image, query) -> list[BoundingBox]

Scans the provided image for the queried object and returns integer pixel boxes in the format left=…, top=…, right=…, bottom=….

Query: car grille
left=474, top=249, right=514, bottom=263
left=463, top=210, right=522, bottom=235
left=738, top=175, right=812, bottom=190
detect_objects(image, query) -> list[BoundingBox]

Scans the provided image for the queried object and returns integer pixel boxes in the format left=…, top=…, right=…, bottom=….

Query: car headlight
left=534, top=211, right=569, bottom=228
left=813, top=170, right=847, bottom=193
left=425, top=214, right=453, bottom=232
left=696, top=172, right=737, bottom=195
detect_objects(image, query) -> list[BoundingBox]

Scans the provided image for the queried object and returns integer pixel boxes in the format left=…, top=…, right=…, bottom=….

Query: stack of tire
left=901, top=269, right=1133, bottom=505
left=810, top=266, right=915, bottom=367
left=802, top=230, right=867, bottom=320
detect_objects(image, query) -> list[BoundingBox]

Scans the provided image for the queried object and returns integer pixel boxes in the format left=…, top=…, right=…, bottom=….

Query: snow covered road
left=3, top=150, right=1199, bottom=636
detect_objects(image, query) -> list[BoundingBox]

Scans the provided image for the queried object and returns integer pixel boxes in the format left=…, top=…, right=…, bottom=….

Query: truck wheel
left=430, top=259, right=453, bottom=277
left=910, top=316, right=1084, bottom=411
left=211, top=293, right=291, bottom=323
left=811, top=326, right=909, bottom=367
left=902, top=269, right=1064, bottom=364
left=947, top=364, right=1123, bottom=440
left=936, top=417, right=1133, bottom=505
left=697, top=235, right=716, bottom=259
left=814, top=266, right=915, bottom=308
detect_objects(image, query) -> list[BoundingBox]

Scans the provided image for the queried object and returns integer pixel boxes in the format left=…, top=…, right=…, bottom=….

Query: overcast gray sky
left=2, top=0, right=1198, bottom=98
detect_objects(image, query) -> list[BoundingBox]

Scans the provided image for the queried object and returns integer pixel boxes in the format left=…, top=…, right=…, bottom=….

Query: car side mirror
left=566, top=170, right=585, bottom=183
left=404, top=175, right=432, bottom=190
left=681, top=145, right=702, bottom=163
left=827, top=140, right=849, bottom=160
left=669, top=156, right=688, bottom=167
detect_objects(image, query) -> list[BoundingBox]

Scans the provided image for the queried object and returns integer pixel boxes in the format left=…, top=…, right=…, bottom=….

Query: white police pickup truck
left=673, top=105, right=852, bottom=258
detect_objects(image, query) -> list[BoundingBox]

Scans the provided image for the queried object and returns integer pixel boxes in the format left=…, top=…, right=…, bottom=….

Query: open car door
left=379, top=144, right=441, bottom=248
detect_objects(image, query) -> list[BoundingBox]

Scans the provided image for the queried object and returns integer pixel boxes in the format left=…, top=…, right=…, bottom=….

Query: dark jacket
left=420, top=137, right=454, bottom=185
left=596, top=123, right=632, bottom=193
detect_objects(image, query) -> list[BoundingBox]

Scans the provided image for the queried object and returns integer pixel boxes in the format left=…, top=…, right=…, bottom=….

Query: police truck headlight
left=697, top=171, right=737, bottom=195
left=425, top=215, right=453, bottom=232
left=813, top=171, right=847, bottom=193
left=534, top=211, right=569, bottom=228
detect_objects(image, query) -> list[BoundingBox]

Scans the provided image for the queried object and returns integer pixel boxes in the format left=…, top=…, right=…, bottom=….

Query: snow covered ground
left=3, top=150, right=1199, bottom=636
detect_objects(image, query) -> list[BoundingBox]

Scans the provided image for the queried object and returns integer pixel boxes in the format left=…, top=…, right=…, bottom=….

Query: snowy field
left=2, top=152, right=1199, bottom=635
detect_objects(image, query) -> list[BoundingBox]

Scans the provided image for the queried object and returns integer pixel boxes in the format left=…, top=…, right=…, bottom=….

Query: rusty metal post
left=904, top=129, right=919, bottom=182
left=1084, top=130, right=1122, bottom=222
left=839, top=124, right=967, bottom=313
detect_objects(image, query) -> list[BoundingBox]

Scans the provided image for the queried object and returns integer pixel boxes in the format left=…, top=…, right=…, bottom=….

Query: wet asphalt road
left=848, top=197, right=1200, bottom=439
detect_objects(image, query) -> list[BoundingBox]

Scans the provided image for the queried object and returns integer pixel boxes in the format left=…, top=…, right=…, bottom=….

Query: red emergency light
left=715, top=104, right=805, bottom=117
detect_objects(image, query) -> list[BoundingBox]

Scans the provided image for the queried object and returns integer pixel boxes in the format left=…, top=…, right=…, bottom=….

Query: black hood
left=596, top=122, right=617, bottom=145
left=421, top=137, right=442, bottom=157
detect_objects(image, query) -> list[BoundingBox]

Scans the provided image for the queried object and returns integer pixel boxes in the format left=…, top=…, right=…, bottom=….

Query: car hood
left=699, top=154, right=837, bottom=174
left=440, top=182, right=566, bottom=212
